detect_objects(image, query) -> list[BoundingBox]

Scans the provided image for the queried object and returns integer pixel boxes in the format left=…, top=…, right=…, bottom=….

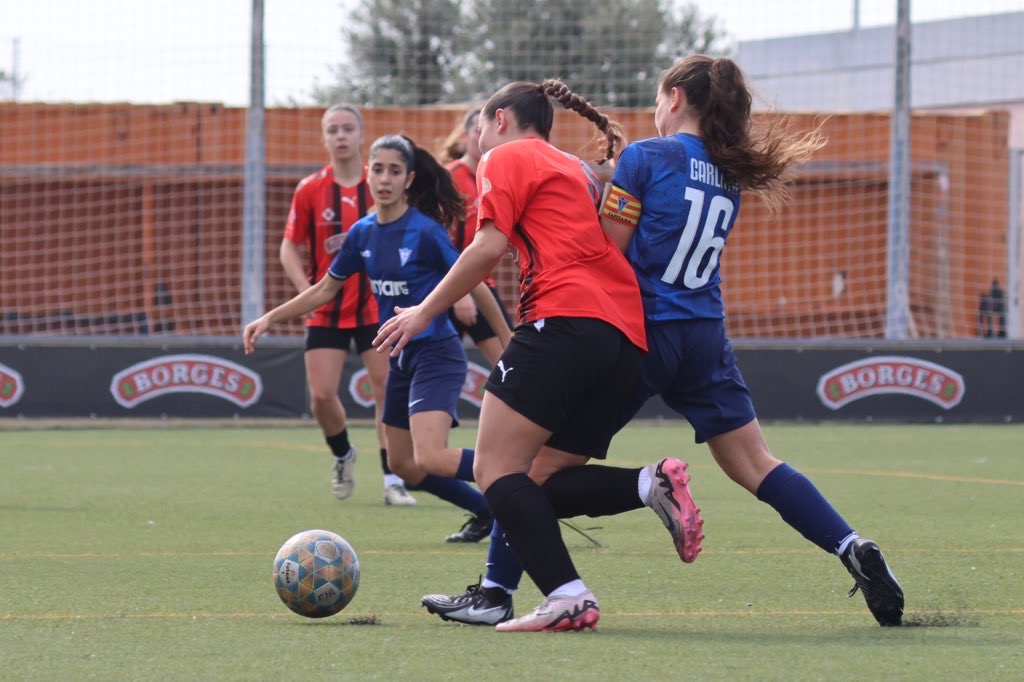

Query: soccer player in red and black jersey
left=376, top=81, right=704, bottom=632
left=281, top=104, right=415, bottom=507
left=439, top=108, right=512, bottom=366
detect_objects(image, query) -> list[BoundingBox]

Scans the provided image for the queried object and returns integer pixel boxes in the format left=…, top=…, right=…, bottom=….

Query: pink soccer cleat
left=644, top=458, right=704, bottom=563
left=494, top=591, right=600, bottom=633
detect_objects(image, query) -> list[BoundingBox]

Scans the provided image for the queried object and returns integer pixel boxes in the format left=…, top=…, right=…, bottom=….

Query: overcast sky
left=1, top=0, right=1022, bottom=105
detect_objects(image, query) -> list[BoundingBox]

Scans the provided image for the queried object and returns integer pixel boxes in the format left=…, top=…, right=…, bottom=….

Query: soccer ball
left=273, top=529, right=360, bottom=618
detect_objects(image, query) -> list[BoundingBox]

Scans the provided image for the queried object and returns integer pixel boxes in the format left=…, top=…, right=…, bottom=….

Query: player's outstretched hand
left=243, top=316, right=271, bottom=355
left=373, top=305, right=430, bottom=357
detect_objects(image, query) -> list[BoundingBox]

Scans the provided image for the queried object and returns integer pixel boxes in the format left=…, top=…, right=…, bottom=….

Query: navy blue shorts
left=617, top=318, right=756, bottom=443
left=382, top=334, right=467, bottom=430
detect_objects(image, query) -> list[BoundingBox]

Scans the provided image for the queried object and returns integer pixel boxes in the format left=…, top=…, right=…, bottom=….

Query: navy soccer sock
left=484, top=520, right=524, bottom=592
left=756, top=462, right=855, bottom=553
left=407, top=474, right=488, bottom=515
left=484, top=473, right=578, bottom=597
left=455, top=448, right=475, bottom=482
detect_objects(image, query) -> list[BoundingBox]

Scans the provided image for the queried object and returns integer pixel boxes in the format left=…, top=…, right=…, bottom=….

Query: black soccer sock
left=484, top=473, right=579, bottom=597
left=541, top=465, right=644, bottom=518
left=379, top=448, right=392, bottom=475
left=325, top=429, right=351, bottom=459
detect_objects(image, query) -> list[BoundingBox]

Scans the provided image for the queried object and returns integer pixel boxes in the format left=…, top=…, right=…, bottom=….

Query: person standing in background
left=280, top=104, right=415, bottom=507
left=252, top=134, right=511, bottom=543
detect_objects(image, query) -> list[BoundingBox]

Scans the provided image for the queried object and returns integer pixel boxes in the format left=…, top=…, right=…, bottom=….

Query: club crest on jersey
left=324, top=233, right=345, bottom=254
left=816, top=356, right=965, bottom=410
left=398, top=248, right=412, bottom=266
left=321, top=207, right=336, bottom=222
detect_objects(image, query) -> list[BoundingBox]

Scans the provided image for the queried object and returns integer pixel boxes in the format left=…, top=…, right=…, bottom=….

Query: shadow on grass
left=284, top=615, right=383, bottom=627
left=902, top=609, right=980, bottom=627
left=599, top=618, right=1002, bottom=646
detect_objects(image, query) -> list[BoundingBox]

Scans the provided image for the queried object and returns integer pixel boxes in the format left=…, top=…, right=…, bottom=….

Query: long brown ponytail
left=660, top=55, right=825, bottom=211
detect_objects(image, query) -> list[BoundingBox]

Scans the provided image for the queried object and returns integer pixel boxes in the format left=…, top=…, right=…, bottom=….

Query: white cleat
left=383, top=483, right=417, bottom=506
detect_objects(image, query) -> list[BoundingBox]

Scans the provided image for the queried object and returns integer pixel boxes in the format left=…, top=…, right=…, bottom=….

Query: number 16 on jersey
left=661, top=186, right=734, bottom=289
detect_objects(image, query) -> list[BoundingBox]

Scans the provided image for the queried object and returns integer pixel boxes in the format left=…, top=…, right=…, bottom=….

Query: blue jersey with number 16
left=607, top=133, right=740, bottom=321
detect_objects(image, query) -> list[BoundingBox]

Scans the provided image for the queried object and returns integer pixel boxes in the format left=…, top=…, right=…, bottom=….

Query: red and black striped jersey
left=283, top=164, right=379, bottom=329
left=446, top=158, right=495, bottom=288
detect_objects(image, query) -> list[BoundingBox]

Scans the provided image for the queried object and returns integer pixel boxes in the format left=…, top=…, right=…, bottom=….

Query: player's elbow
left=467, top=226, right=508, bottom=264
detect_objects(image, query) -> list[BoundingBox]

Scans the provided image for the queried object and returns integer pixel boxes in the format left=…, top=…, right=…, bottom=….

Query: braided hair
left=482, top=80, right=625, bottom=163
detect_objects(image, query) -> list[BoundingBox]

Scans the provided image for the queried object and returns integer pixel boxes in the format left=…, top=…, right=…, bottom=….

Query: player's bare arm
left=600, top=215, right=635, bottom=254
left=452, top=294, right=478, bottom=326
left=243, top=274, right=345, bottom=354
left=279, top=238, right=311, bottom=292
left=469, top=280, right=512, bottom=348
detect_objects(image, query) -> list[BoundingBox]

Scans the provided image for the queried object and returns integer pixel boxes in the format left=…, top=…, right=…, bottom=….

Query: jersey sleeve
left=327, top=220, right=366, bottom=281
left=425, top=218, right=462, bottom=271
left=477, top=144, right=532, bottom=239
left=283, top=180, right=310, bottom=244
left=600, top=143, right=647, bottom=228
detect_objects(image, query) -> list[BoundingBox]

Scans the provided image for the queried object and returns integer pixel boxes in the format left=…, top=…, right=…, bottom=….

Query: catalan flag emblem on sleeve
left=601, top=185, right=641, bottom=227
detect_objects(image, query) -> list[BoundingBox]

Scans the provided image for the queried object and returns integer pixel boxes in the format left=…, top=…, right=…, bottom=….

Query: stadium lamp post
left=241, top=0, right=267, bottom=331
left=885, top=0, right=912, bottom=339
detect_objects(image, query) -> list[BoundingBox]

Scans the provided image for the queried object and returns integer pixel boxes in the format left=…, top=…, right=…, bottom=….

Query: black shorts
left=448, top=284, right=513, bottom=344
left=484, top=317, right=642, bottom=459
left=304, top=325, right=378, bottom=354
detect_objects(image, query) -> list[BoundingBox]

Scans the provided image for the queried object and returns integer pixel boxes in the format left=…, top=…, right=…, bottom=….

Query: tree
left=313, top=0, right=463, bottom=106
left=466, top=0, right=725, bottom=106
left=316, top=0, right=725, bottom=107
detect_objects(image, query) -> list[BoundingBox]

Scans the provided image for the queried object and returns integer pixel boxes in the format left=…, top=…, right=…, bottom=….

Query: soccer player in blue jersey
left=422, top=56, right=904, bottom=628
left=244, top=134, right=511, bottom=543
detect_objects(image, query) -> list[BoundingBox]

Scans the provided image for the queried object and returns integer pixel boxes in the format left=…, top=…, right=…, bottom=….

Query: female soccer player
left=439, top=108, right=512, bottom=366
left=281, top=104, right=414, bottom=507
left=249, top=134, right=511, bottom=543
left=374, top=80, right=703, bottom=631
left=422, top=56, right=904, bottom=629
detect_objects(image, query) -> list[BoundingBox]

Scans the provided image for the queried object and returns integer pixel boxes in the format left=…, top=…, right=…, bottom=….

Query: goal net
left=1, top=0, right=1020, bottom=340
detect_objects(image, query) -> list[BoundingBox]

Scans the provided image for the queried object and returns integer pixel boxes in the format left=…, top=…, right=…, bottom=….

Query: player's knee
left=388, top=456, right=418, bottom=481
left=308, top=391, right=341, bottom=416
left=411, top=447, right=444, bottom=476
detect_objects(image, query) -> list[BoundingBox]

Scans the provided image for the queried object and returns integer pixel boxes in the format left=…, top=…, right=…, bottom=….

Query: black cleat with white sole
left=841, top=538, right=904, bottom=626
left=422, top=579, right=513, bottom=625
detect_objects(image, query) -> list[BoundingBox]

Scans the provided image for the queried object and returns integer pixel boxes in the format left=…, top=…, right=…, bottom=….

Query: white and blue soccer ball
left=273, top=529, right=360, bottom=618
